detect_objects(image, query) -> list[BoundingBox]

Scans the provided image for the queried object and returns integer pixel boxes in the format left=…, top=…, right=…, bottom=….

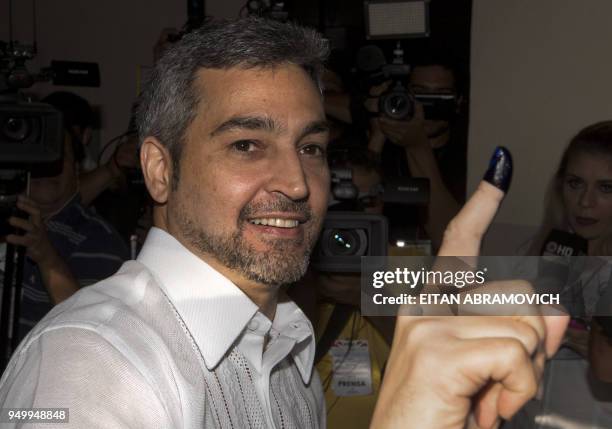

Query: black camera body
left=1, top=42, right=66, bottom=236
left=357, top=43, right=457, bottom=121
left=310, top=166, right=431, bottom=272
left=0, top=100, right=63, bottom=164
left=311, top=211, right=387, bottom=273
left=311, top=167, right=389, bottom=273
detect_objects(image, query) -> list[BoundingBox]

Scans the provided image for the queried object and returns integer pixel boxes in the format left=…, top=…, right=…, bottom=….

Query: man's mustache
left=239, top=198, right=313, bottom=222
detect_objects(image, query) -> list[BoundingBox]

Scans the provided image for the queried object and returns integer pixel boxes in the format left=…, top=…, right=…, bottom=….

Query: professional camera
left=356, top=43, right=457, bottom=121
left=0, top=40, right=89, bottom=234
left=310, top=143, right=431, bottom=271
left=311, top=167, right=388, bottom=273
left=1, top=39, right=99, bottom=166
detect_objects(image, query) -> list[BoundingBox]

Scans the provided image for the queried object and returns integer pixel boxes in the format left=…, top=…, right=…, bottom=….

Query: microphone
left=541, top=229, right=588, bottom=257
left=536, top=229, right=588, bottom=316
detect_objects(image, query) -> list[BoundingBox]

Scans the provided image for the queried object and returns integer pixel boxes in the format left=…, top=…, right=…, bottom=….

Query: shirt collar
left=137, top=227, right=315, bottom=382
left=273, top=298, right=316, bottom=382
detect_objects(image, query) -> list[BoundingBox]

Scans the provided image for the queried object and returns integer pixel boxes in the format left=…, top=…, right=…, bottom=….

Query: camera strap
left=314, top=303, right=355, bottom=365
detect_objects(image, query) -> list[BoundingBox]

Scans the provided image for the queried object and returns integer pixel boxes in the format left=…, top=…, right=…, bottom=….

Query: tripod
left=0, top=241, right=25, bottom=373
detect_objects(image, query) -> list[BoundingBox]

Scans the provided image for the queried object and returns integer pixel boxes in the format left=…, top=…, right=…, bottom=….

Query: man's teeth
left=249, top=218, right=299, bottom=228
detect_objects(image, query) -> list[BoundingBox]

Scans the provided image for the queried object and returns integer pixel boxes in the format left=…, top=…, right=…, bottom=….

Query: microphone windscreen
left=535, top=230, right=588, bottom=307
left=541, top=229, right=588, bottom=257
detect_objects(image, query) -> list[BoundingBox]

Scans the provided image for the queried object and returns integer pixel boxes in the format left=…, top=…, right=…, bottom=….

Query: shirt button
left=248, top=319, right=260, bottom=331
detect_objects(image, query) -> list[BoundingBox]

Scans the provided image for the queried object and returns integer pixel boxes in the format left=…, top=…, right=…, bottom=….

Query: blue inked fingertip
left=483, top=146, right=513, bottom=193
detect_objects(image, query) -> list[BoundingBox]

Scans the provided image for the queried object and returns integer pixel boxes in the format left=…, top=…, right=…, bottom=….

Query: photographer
left=4, top=92, right=129, bottom=340
left=326, top=53, right=465, bottom=252
left=41, top=92, right=140, bottom=208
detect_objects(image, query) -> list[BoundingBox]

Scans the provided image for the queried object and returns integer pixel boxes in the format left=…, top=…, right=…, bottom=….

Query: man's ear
left=140, top=137, right=173, bottom=204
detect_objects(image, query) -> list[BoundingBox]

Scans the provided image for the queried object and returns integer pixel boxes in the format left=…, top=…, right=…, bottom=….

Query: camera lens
left=1, top=116, right=31, bottom=142
left=325, top=228, right=368, bottom=257
left=380, top=91, right=414, bottom=120
left=388, top=94, right=408, bottom=115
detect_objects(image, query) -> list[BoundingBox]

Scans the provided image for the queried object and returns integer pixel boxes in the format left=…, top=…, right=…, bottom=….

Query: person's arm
left=6, top=196, right=79, bottom=304
left=378, top=108, right=460, bottom=250
left=79, top=156, right=123, bottom=206
left=370, top=150, right=568, bottom=429
left=79, top=137, right=139, bottom=206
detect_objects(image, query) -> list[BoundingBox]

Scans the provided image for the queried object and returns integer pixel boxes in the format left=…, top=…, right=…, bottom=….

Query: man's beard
left=176, top=198, right=321, bottom=286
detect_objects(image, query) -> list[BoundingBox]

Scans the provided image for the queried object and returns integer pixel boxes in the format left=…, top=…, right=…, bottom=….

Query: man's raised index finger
left=438, top=147, right=512, bottom=258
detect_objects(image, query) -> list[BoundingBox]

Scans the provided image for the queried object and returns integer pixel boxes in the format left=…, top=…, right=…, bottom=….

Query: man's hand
left=6, top=195, right=57, bottom=266
left=370, top=150, right=569, bottom=429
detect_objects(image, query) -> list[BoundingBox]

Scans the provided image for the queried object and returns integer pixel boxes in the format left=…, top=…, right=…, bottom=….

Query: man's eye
left=299, top=144, right=326, bottom=157
left=231, top=140, right=258, bottom=152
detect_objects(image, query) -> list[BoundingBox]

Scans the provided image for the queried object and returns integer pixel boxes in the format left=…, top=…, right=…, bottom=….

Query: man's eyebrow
left=297, top=120, right=330, bottom=141
left=210, top=115, right=278, bottom=137
left=210, top=116, right=330, bottom=140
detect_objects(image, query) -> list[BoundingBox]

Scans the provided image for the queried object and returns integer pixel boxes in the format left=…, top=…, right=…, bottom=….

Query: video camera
left=355, top=43, right=457, bottom=121
left=1, top=43, right=63, bottom=236
left=0, top=40, right=100, bottom=235
left=311, top=167, right=387, bottom=273
left=311, top=165, right=429, bottom=272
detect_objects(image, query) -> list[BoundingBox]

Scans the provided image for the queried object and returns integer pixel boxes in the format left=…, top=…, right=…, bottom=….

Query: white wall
left=1, top=0, right=244, bottom=152
left=469, top=0, right=612, bottom=234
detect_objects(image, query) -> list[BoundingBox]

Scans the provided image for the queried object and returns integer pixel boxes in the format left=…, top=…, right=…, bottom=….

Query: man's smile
left=246, top=213, right=308, bottom=238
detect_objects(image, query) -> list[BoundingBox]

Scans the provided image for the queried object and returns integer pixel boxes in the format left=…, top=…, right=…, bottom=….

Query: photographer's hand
left=5, top=195, right=79, bottom=304
left=370, top=151, right=568, bottom=429
left=79, top=135, right=140, bottom=206
left=378, top=102, right=429, bottom=148
left=112, top=135, right=140, bottom=171
left=6, top=196, right=56, bottom=265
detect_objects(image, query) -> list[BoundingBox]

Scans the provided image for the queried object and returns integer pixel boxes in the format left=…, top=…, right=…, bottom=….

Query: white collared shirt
left=0, top=227, right=325, bottom=428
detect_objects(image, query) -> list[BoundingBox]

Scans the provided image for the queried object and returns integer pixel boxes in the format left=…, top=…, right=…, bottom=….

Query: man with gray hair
left=0, top=17, right=567, bottom=429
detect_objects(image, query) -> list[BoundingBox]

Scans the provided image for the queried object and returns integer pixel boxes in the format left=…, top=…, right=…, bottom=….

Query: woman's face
left=562, top=151, right=612, bottom=240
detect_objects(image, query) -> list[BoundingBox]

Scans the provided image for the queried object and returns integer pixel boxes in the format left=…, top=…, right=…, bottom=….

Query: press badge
left=329, top=339, right=372, bottom=396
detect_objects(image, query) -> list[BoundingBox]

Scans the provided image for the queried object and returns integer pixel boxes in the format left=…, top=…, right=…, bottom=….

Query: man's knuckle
left=511, top=320, right=540, bottom=354
left=502, top=338, right=530, bottom=365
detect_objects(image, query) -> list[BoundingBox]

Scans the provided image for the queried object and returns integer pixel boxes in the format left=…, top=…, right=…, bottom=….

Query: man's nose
left=266, top=149, right=309, bottom=201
